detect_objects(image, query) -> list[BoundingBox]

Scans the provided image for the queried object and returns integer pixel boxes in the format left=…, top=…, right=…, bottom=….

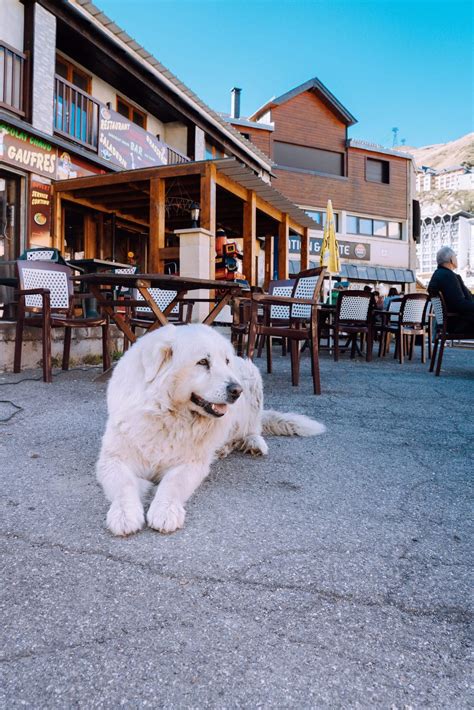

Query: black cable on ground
left=0, top=400, right=23, bottom=423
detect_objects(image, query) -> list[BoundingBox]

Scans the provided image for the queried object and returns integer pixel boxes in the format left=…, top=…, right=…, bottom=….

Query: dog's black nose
left=226, top=381, right=242, bottom=402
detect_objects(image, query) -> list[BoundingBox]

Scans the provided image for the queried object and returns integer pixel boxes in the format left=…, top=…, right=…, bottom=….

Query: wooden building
left=227, top=79, right=418, bottom=284
left=0, top=0, right=273, bottom=302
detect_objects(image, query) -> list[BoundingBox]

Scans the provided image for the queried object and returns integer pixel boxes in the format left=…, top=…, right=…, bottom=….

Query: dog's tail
left=261, top=409, right=326, bottom=437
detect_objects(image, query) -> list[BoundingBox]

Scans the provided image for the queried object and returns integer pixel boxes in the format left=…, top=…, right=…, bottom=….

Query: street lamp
left=190, top=202, right=200, bottom=228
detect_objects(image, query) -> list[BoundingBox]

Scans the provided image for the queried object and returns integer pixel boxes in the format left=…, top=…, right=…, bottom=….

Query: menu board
left=98, top=107, right=168, bottom=170
left=29, top=175, right=52, bottom=244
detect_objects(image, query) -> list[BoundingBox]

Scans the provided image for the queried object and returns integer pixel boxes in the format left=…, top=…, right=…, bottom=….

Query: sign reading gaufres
left=289, top=235, right=371, bottom=261
left=98, top=107, right=168, bottom=170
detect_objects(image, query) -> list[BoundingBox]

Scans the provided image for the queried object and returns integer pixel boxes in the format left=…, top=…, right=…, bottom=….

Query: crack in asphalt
left=1, top=531, right=471, bottom=631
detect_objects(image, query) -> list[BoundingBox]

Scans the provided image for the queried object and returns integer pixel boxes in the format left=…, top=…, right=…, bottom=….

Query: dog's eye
left=197, top=358, right=210, bottom=368
left=225, top=358, right=230, bottom=365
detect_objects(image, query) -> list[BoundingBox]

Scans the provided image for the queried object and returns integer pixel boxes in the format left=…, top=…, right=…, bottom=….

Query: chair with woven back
left=330, top=290, right=374, bottom=362
left=377, top=297, right=403, bottom=357
left=256, top=278, right=295, bottom=364
left=14, top=260, right=110, bottom=383
left=246, top=267, right=326, bottom=395
left=126, top=286, right=194, bottom=336
left=429, top=293, right=474, bottom=375
left=395, top=294, right=430, bottom=364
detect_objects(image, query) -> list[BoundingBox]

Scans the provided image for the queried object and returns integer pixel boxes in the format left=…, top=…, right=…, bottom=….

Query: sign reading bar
left=289, top=235, right=371, bottom=261
left=98, top=107, right=168, bottom=170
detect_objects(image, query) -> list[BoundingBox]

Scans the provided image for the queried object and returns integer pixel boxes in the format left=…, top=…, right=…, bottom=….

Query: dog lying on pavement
left=96, top=323, right=325, bottom=536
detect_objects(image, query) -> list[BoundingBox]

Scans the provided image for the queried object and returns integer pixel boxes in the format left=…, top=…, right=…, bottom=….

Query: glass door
left=0, top=170, right=21, bottom=261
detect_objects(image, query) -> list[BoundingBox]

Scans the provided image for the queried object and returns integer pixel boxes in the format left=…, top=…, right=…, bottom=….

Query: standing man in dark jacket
left=428, top=246, right=474, bottom=335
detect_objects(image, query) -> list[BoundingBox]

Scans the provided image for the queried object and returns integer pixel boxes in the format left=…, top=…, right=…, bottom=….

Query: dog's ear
left=141, top=324, right=176, bottom=382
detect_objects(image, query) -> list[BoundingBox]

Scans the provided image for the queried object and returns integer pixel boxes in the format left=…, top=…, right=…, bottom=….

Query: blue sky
left=98, top=0, right=473, bottom=148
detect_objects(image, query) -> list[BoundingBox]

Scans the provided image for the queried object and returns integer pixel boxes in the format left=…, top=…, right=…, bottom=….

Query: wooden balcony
left=0, top=41, right=25, bottom=116
left=53, top=74, right=100, bottom=151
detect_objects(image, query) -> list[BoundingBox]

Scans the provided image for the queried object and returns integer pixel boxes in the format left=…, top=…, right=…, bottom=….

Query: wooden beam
left=149, top=177, right=166, bottom=273
left=54, top=162, right=207, bottom=193
left=215, top=171, right=248, bottom=201
left=301, top=227, right=310, bottom=271
left=278, top=214, right=289, bottom=279
left=84, top=213, right=96, bottom=258
left=243, top=190, right=257, bottom=286
left=52, top=190, right=63, bottom=253
left=200, top=162, right=216, bottom=234
left=264, top=234, right=273, bottom=291
left=59, top=192, right=149, bottom=227
left=255, top=195, right=283, bottom=223
left=289, top=219, right=304, bottom=236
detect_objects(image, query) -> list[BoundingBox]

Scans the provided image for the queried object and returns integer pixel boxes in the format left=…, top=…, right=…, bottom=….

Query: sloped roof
left=249, top=77, right=357, bottom=126
left=68, top=0, right=273, bottom=173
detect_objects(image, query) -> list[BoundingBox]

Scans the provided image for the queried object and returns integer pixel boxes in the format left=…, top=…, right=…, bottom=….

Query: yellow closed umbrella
left=320, top=199, right=340, bottom=274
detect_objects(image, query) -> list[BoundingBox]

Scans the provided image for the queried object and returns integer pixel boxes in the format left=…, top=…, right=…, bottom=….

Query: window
left=116, top=96, right=147, bottom=129
left=55, top=55, right=91, bottom=92
left=305, top=210, right=339, bottom=232
left=347, top=215, right=402, bottom=239
left=274, top=141, right=344, bottom=176
left=366, top=158, right=390, bottom=184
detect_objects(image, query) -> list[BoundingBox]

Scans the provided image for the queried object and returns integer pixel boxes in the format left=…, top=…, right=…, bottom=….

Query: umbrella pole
left=328, top=273, right=333, bottom=352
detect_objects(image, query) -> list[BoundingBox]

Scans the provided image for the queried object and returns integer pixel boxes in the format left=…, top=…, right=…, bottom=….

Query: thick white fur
left=96, top=323, right=325, bottom=536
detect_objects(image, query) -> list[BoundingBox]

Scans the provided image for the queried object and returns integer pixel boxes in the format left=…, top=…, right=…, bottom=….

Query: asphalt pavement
left=1, top=343, right=472, bottom=708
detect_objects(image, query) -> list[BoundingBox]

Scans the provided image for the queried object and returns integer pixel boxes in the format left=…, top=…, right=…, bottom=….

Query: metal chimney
left=230, top=87, right=242, bottom=119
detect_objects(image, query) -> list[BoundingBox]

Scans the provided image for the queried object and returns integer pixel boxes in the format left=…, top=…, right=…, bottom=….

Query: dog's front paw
left=147, top=500, right=185, bottom=534
left=106, top=500, right=145, bottom=537
left=241, top=434, right=268, bottom=456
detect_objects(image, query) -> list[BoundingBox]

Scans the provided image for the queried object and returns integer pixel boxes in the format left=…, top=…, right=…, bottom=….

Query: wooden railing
left=0, top=42, right=25, bottom=116
left=53, top=75, right=100, bottom=151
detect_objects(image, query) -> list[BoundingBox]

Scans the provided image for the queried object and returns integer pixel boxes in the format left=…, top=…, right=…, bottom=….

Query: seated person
left=428, top=247, right=474, bottom=335
left=384, top=286, right=399, bottom=309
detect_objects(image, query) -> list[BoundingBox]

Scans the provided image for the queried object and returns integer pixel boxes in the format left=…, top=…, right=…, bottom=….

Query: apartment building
left=417, top=211, right=474, bottom=289
left=226, top=79, right=418, bottom=285
left=0, top=0, right=272, bottom=270
left=416, top=165, right=474, bottom=192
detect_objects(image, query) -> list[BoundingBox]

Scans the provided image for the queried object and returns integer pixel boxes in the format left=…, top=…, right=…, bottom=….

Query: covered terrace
left=51, top=158, right=317, bottom=287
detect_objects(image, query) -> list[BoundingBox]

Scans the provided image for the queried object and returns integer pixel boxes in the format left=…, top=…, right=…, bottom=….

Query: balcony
left=0, top=41, right=25, bottom=116
left=54, top=74, right=100, bottom=151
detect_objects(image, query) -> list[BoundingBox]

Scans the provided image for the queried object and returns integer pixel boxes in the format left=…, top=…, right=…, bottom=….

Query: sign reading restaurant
left=98, top=107, right=168, bottom=170
left=289, top=235, right=371, bottom=261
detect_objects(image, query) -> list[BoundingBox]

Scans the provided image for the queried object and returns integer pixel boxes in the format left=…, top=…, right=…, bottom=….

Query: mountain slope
left=397, top=133, right=474, bottom=170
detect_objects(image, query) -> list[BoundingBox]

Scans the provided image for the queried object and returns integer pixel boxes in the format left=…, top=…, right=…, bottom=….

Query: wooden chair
left=429, top=293, right=474, bottom=375
left=247, top=267, right=326, bottom=395
left=377, top=297, right=403, bottom=357
left=331, top=291, right=374, bottom=362
left=396, top=294, right=430, bottom=364
left=14, top=261, right=110, bottom=383
left=127, top=286, right=194, bottom=337
left=256, top=278, right=295, bottom=363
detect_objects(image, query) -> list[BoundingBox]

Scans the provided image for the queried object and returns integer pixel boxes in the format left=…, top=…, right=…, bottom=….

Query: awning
left=291, top=260, right=415, bottom=284
left=340, top=264, right=416, bottom=284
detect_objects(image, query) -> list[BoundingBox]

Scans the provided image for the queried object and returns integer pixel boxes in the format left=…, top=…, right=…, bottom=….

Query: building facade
left=0, top=0, right=272, bottom=273
left=226, top=79, right=418, bottom=285
left=417, top=211, right=474, bottom=289
left=416, top=165, right=474, bottom=193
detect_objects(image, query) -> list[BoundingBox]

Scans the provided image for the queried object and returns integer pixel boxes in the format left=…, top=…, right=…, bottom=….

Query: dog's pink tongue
left=212, top=403, right=228, bottom=415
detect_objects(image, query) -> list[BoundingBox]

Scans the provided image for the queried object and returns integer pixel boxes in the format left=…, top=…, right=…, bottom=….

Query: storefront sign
left=289, top=235, right=371, bottom=261
left=0, top=122, right=57, bottom=178
left=98, top=107, right=168, bottom=170
left=29, top=175, right=52, bottom=244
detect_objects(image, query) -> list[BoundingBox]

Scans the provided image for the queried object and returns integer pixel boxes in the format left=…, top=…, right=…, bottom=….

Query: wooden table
left=73, top=273, right=246, bottom=344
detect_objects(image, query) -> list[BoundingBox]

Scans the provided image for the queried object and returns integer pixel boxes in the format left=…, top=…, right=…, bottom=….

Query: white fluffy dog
left=97, top=323, right=325, bottom=536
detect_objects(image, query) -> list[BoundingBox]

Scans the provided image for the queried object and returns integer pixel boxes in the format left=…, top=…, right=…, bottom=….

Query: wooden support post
left=200, top=162, right=216, bottom=235
left=264, top=234, right=273, bottom=291
left=278, top=214, right=290, bottom=279
left=243, top=189, right=257, bottom=286
left=301, top=226, right=310, bottom=271
left=149, top=177, right=165, bottom=273
left=52, top=191, right=63, bottom=253
left=84, top=213, right=96, bottom=258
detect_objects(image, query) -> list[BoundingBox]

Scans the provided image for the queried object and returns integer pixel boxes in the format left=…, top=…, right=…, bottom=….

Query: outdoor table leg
left=203, top=291, right=234, bottom=325
left=89, top=284, right=138, bottom=345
